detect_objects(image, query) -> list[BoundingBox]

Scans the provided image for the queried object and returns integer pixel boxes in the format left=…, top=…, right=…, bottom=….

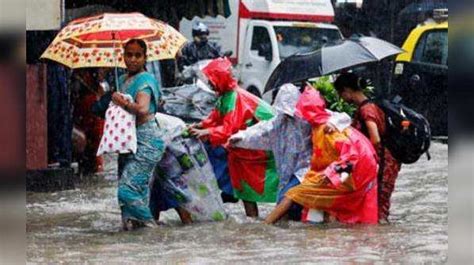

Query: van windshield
left=274, top=26, right=342, bottom=59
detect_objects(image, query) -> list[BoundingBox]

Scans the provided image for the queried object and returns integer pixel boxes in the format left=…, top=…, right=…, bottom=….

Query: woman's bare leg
left=243, top=200, right=259, bottom=217
left=175, top=207, right=193, bottom=225
left=264, top=197, right=294, bottom=224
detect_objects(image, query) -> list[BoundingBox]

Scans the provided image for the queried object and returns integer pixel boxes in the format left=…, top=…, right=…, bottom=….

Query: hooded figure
left=264, top=87, right=379, bottom=224
left=190, top=58, right=279, bottom=213
left=230, top=84, right=352, bottom=220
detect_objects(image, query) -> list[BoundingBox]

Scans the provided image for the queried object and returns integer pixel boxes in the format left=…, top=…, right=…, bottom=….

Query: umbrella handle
left=112, top=32, right=119, bottom=92
left=115, top=66, right=119, bottom=92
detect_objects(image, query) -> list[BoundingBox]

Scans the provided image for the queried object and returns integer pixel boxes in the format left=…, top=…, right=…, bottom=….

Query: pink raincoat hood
left=295, top=86, right=331, bottom=126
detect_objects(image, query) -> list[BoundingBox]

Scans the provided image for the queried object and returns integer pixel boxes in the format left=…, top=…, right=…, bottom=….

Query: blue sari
left=117, top=71, right=165, bottom=224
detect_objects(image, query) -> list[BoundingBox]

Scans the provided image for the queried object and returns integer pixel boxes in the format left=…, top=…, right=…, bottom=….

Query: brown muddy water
left=27, top=142, right=447, bottom=264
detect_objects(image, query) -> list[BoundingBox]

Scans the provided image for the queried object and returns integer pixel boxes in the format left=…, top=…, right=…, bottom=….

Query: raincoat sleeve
left=323, top=138, right=360, bottom=188
left=201, top=109, right=220, bottom=128
left=206, top=110, right=246, bottom=146
left=230, top=117, right=278, bottom=150
left=293, top=164, right=310, bottom=183
left=293, top=146, right=312, bottom=182
left=293, top=120, right=312, bottom=182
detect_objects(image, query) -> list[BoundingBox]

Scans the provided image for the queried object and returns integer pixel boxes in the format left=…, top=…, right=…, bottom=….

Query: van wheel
left=247, top=86, right=261, bottom=98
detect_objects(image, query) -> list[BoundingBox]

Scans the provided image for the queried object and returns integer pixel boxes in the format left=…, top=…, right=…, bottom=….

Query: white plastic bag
left=97, top=94, right=137, bottom=156
left=155, top=112, right=186, bottom=145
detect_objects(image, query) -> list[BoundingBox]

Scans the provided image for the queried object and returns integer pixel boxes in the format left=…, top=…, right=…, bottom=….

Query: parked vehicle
left=392, top=9, right=448, bottom=136
left=180, top=0, right=343, bottom=101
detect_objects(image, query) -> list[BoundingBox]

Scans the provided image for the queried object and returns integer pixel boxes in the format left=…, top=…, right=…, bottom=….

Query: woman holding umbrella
left=40, top=13, right=189, bottom=230
left=110, top=39, right=166, bottom=230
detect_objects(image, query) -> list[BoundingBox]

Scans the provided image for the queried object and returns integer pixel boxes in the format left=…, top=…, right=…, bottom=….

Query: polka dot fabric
left=97, top=99, right=137, bottom=156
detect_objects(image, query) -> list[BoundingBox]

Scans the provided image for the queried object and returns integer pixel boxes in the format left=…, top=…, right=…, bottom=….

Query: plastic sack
left=155, top=112, right=186, bottom=146
left=97, top=94, right=136, bottom=156
left=301, top=208, right=324, bottom=224
left=150, top=117, right=227, bottom=222
left=161, top=80, right=217, bottom=122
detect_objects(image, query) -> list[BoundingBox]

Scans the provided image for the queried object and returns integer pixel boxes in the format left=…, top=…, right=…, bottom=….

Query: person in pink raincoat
left=265, top=87, right=379, bottom=224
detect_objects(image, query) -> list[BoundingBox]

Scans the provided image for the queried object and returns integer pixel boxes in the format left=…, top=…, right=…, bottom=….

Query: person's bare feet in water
left=122, top=219, right=133, bottom=231
left=122, top=219, right=157, bottom=231
left=378, top=217, right=390, bottom=225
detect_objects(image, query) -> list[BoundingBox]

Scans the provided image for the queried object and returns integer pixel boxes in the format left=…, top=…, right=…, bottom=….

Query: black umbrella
left=264, top=36, right=404, bottom=93
left=399, top=2, right=447, bottom=17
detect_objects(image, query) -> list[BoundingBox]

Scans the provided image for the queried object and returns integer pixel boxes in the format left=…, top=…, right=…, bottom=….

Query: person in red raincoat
left=189, top=58, right=279, bottom=217
left=264, top=87, right=379, bottom=224
left=71, top=68, right=106, bottom=174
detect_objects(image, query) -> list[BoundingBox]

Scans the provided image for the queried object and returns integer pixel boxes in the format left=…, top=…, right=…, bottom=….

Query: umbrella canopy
left=264, top=36, right=404, bottom=93
left=399, top=2, right=447, bottom=17
left=41, top=12, right=187, bottom=68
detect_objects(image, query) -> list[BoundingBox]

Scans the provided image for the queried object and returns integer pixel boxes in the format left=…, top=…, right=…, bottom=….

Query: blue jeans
left=204, top=143, right=234, bottom=197
left=278, top=175, right=302, bottom=221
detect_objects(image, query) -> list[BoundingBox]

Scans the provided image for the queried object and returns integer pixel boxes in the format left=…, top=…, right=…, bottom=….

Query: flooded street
left=27, top=142, right=447, bottom=264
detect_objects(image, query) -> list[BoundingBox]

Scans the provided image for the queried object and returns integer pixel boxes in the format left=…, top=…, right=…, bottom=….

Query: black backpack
left=362, top=96, right=431, bottom=164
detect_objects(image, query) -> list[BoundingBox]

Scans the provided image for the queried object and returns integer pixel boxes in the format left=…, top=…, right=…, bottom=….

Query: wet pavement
left=27, top=142, right=447, bottom=264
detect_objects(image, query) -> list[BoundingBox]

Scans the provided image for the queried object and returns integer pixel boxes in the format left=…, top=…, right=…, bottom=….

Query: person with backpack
left=334, top=73, right=401, bottom=223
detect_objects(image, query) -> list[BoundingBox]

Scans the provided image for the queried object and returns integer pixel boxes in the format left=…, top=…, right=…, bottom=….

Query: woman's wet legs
left=264, top=197, right=293, bottom=224
left=176, top=207, right=193, bottom=225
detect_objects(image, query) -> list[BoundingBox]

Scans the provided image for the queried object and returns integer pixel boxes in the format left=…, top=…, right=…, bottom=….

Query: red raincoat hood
left=295, top=86, right=331, bottom=126
left=202, top=58, right=238, bottom=94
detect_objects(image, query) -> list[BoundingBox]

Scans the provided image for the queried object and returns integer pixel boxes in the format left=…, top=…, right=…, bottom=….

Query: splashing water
left=27, top=143, right=447, bottom=263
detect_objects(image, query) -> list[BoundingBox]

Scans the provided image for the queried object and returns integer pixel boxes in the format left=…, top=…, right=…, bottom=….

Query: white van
left=180, top=0, right=343, bottom=101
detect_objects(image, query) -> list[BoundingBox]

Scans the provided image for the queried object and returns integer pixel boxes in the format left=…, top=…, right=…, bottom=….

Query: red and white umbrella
left=41, top=12, right=187, bottom=68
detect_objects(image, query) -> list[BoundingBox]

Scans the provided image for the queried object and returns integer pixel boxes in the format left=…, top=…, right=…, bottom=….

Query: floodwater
left=27, top=142, right=448, bottom=264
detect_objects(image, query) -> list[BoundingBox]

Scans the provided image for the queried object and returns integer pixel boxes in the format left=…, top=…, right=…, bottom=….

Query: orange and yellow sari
left=286, top=87, right=379, bottom=224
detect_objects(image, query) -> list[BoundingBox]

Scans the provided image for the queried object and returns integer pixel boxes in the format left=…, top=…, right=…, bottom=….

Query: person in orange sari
left=264, top=87, right=379, bottom=224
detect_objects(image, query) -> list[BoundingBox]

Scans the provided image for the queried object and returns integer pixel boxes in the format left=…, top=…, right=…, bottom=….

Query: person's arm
left=212, top=42, right=222, bottom=58
left=112, top=91, right=151, bottom=116
left=200, top=109, right=220, bottom=128
left=293, top=139, right=313, bottom=181
left=359, top=104, right=383, bottom=145
left=365, top=120, right=381, bottom=145
left=229, top=117, right=278, bottom=150
left=323, top=136, right=359, bottom=189
left=206, top=110, right=245, bottom=146
left=177, top=43, right=192, bottom=71
left=188, top=108, right=221, bottom=142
